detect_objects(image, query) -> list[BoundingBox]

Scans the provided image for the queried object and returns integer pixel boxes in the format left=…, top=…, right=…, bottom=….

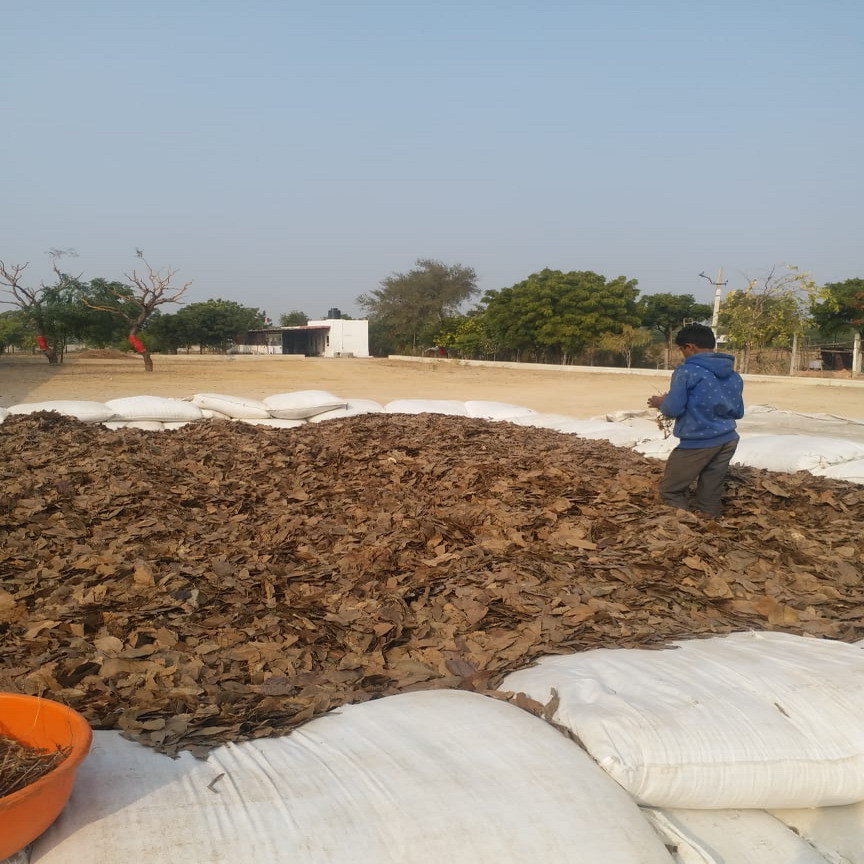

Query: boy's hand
left=647, top=394, right=666, bottom=409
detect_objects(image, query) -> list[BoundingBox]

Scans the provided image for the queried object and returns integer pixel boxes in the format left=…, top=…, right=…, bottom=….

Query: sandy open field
left=1, top=353, right=862, bottom=418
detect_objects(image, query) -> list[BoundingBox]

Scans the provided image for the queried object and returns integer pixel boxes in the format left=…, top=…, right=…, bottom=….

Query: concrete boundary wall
left=388, top=355, right=864, bottom=389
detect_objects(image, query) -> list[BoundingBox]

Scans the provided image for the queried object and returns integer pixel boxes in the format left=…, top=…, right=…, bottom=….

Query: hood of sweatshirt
left=686, top=352, right=737, bottom=380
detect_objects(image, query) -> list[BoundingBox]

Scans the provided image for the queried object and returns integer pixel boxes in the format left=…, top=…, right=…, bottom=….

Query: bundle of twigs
left=0, top=734, right=71, bottom=799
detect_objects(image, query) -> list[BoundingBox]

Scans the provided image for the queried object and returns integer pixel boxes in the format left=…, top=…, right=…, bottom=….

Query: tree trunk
left=35, top=334, right=58, bottom=364
left=128, top=330, right=153, bottom=371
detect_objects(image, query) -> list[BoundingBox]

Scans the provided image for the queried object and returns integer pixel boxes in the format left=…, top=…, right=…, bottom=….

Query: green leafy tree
left=366, top=318, right=399, bottom=356
left=38, top=277, right=94, bottom=360
left=357, top=259, right=478, bottom=353
left=436, top=312, right=499, bottom=359
left=637, top=293, right=713, bottom=369
left=0, top=251, right=83, bottom=364
left=598, top=325, right=652, bottom=368
left=478, top=286, right=536, bottom=359
left=172, top=300, right=265, bottom=352
left=279, top=310, right=309, bottom=326
left=144, top=309, right=197, bottom=354
left=810, top=278, right=864, bottom=340
left=82, top=251, right=192, bottom=371
left=75, top=279, right=136, bottom=346
left=0, top=310, right=29, bottom=353
left=483, top=269, right=640, bottom=363
left=718, top=265, right=812, bottom=373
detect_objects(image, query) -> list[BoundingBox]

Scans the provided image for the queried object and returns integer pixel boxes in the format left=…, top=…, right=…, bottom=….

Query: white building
left=235, top=318, right=369, bottom=357
left=306, top=318, right=369, bottom=357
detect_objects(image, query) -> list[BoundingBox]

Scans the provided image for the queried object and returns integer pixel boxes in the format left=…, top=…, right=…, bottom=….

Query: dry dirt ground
left=1, top=353, right=863, bottom=418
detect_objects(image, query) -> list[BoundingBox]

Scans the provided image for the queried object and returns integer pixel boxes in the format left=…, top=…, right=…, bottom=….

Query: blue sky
left=3, top=1, right=861, bottom=320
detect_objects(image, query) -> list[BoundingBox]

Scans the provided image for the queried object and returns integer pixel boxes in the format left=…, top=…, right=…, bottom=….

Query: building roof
left=247, top=325, right=331, bottom=334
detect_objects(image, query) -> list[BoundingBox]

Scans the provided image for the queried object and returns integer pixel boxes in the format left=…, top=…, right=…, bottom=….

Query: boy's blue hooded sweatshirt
left=659, top=352, right=744, bottom=449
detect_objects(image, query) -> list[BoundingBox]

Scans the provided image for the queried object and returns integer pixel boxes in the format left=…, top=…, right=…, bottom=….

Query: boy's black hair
left=675, top=323, right=716, bottom=349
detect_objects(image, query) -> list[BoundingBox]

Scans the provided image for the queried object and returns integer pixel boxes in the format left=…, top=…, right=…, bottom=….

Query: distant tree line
left=3, top=249, right=862, bottom=373
left=358, top=259, right=864, bottom=370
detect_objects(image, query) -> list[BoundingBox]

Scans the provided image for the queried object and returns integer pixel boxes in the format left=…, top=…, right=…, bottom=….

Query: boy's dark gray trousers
left=659, top=438, right=739, bottom=517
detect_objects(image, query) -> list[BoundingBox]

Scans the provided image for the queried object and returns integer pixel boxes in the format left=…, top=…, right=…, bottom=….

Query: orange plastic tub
left=0, top=693, right=92, bottom=859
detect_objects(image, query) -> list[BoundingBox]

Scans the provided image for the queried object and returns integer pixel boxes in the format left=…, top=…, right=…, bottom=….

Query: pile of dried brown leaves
left=1, top=413, right=862, bottom=757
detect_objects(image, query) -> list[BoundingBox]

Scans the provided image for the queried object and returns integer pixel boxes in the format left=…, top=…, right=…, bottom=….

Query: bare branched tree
left=82, top=252, right=191, bottom=372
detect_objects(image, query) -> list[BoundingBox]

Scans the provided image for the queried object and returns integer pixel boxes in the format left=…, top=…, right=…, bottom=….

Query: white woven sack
left=7, top=400, right=118, bottom=423
left=101, top=420, right=166, bottom=431
left=308, top=399, right=385, bottom=422
left=464, top=400, right=536, bottom=420
left=264, top=390, right=347, bottom=419
left=105, top=396, right=204, bottom=423
left=771, top=800, right=864, bottom=864
left=499, top=631, right=864, bottom=809
left=233, top=417, right=306, bottom=428
left=199, top=408, right=231, bottom=420
left=384, top=399, right=468, bottom=415
left=0, top=406, right=7, bottom=423
left=187, top=393, right=270, bottom=419
left=32, top=691, right=674, bottom=864
left=642, top=808, right=830, bottom=864
left=731, top=435, right=864, bottom=473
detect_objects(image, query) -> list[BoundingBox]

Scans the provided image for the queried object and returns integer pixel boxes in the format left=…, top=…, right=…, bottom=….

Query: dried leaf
left=132, top=560, right=156, bottom=586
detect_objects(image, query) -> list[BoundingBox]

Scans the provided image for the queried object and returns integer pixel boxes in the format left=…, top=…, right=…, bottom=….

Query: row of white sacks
left=22, top=631, right=864, bottom=863
left=2, top=390, right=864, bottom=483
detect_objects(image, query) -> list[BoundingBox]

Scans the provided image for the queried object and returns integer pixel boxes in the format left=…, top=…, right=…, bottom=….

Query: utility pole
left=853, top=331, right=862, bottom=378
left=789, top=332, right=799, bottom=376
left=699, top=269, right=728, bottom=330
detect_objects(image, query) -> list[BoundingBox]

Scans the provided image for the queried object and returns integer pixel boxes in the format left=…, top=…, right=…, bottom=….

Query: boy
left=647, top=323, right=744, bottom=517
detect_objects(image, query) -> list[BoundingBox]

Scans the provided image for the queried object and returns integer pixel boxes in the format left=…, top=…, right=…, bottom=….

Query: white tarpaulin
left=770, top=800, right=864, bottom=864
left=731, top=435, right=864, bottom=473
left=642, top=808, right=830, bottom=864
left=32, top=690, right=674, bottom=864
